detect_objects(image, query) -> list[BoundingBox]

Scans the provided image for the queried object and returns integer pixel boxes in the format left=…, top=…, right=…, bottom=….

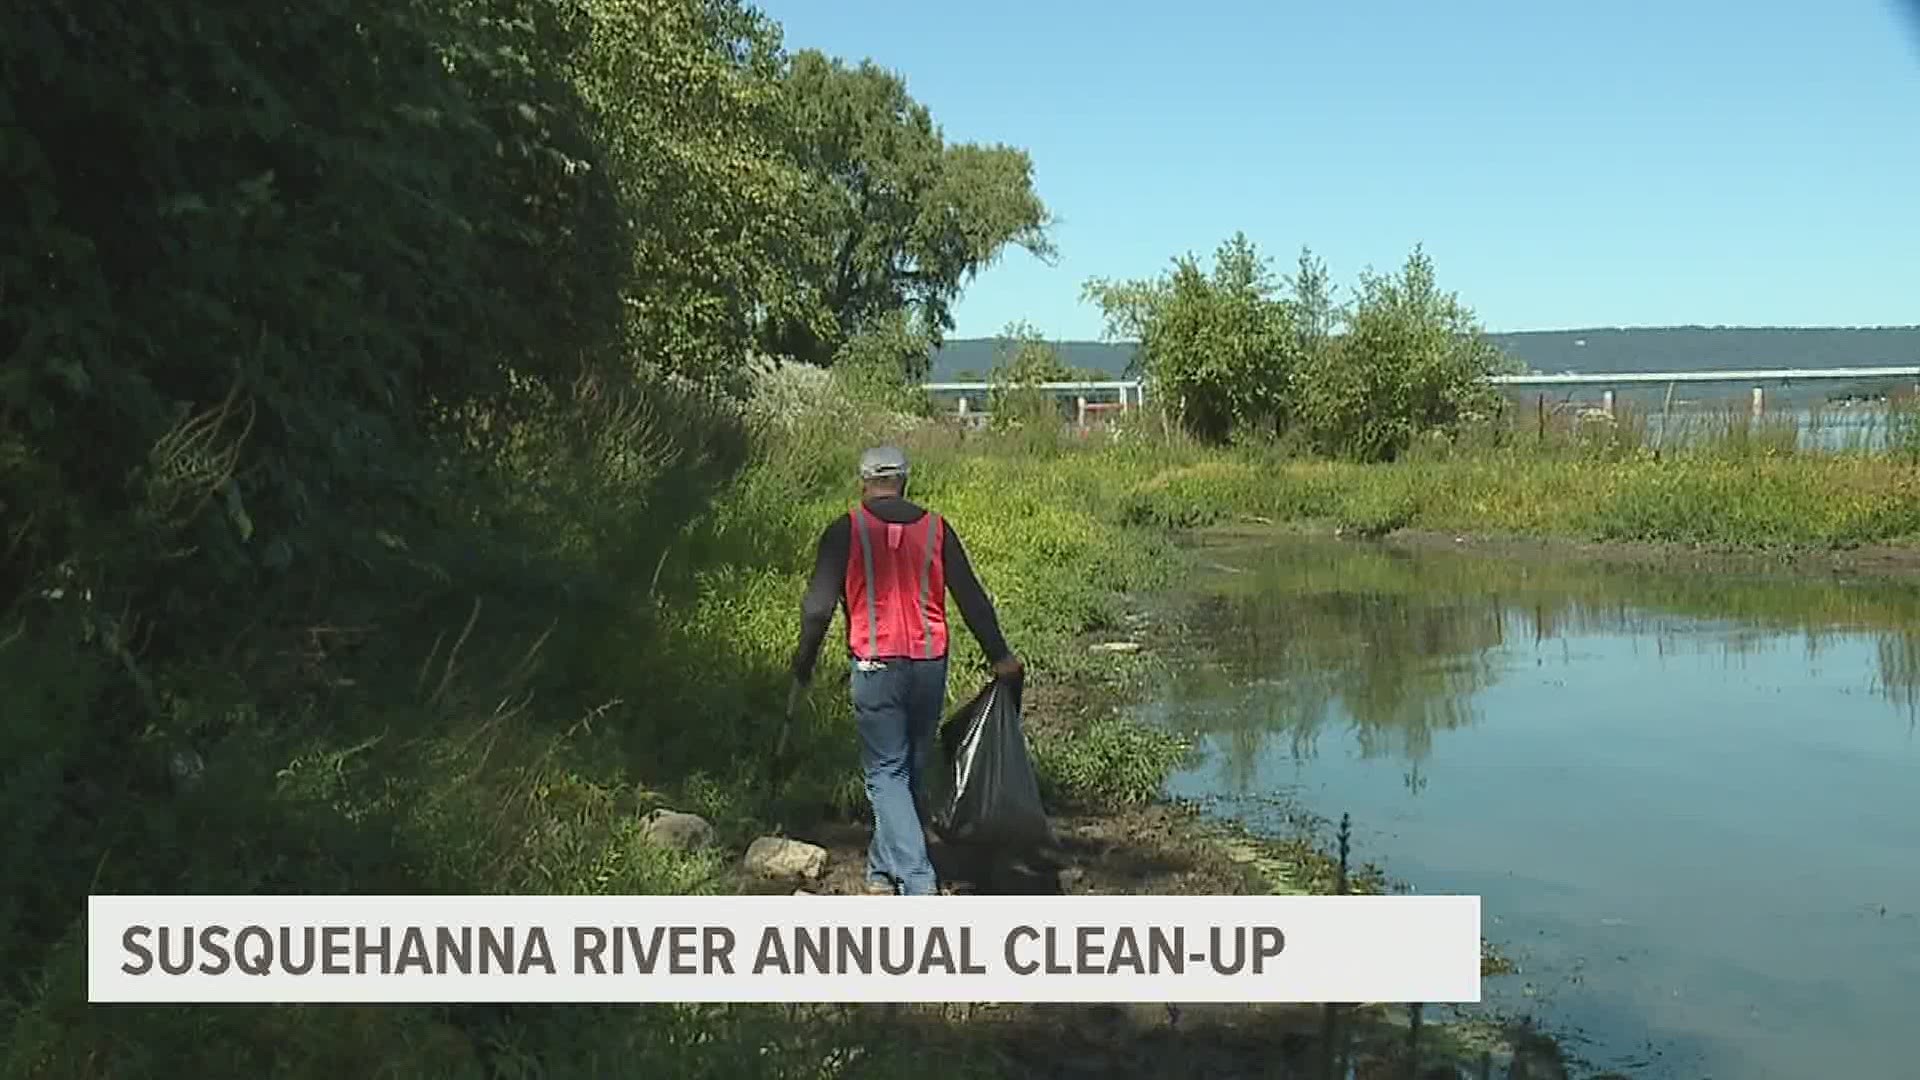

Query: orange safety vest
left=844, top=505, right=948, bottom=661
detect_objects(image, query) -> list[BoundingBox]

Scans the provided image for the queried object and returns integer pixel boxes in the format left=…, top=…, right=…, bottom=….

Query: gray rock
left=639, top=809, right=716, bottom=852
left=169, top=749, right=205, bottom=792
left=743, top=836, right=829, bottom=880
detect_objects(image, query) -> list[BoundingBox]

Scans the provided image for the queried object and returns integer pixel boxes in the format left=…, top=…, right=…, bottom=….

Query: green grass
left=1116, top=447, right=1920, bottom=551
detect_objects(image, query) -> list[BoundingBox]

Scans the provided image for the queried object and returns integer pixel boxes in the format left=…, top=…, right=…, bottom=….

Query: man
left=789, top=445, right=1023, bottom=896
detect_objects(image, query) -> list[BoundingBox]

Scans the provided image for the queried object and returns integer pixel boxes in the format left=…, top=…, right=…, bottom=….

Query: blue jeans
left=850, top=656, right=948, bottom=896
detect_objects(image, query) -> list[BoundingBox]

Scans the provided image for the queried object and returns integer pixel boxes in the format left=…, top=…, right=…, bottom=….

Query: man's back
left=791, top=494, right=1012, bottom=685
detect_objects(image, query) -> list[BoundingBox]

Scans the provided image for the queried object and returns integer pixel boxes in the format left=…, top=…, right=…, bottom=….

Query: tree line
left=1, top=0, right=1051, bottom=625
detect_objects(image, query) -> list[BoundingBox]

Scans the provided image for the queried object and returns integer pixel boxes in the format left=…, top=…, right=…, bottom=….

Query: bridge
left=921, top=366, right=1920, bottom=425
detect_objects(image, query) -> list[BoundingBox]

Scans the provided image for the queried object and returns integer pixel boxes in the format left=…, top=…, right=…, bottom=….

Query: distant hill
left=929, top=326, right=1920, bottom=407
left=931, top=339, right=1142, bottom=381
left=931, top=327, right=1920, bottom=381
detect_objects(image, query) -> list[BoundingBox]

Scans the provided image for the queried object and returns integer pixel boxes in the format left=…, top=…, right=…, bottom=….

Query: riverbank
left=1119, top=447, right=1920, bottom=552
left=21, top=397, right=1918, bottom=1076
left=713, top=422, right=1920, bottom=1078
left=696, top=414, right=1578, bottom=1076
left=1, top=387, right=1557, bottom=1078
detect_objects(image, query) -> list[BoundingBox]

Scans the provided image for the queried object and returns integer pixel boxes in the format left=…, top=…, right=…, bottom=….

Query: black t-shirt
left=790, top=496, right=1012, bottom=684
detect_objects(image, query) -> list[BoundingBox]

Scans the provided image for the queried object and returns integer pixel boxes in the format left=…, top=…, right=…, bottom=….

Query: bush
left=1085, top=238, right=1520, bottom=460
left=1084, top=234, right=1295, bottom=443
left=1290, top=246, right=1520, bottom=461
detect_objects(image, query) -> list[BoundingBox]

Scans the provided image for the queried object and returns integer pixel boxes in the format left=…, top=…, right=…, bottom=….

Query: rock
left=168, top=749, right=205, bottom=792
left=639, top=809, right=716, bottom=852
left=792, top=889, right=816, bottom=897
left=743, top=836, right=829, bottom=880
left=1506, top=1042, right=1569, bottom=1080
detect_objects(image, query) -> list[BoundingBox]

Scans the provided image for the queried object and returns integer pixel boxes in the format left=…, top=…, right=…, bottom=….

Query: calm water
left=1137, top=538, right=1920, bottom=1080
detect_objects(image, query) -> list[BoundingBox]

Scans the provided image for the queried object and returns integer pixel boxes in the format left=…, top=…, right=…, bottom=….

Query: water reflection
left=1158, top=539, right=1920, bottom=792
left=1148, top=536, right=1920, bottom=1079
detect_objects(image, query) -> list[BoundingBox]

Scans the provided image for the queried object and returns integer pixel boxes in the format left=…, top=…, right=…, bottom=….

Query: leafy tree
left=763, top=52, right=1056, bottom=366
left=1287, top=246, right=1341, bottom=358
left=987, top=320, right=1072, bottom=430
left=991, top=320, right=1073, bottom=383
left=564, top=0, right=822, bottom=393
left=828, top=308, right=938, bottom=415
left=1084, top=233, right=1295, bottom=443
left=1294, top=245, right=1521, bottom=461
left=1086, top=236, right=1519, bottom=456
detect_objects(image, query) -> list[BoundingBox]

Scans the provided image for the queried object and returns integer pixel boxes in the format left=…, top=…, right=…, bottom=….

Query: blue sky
left=759, top=0, right=1920, bottom=340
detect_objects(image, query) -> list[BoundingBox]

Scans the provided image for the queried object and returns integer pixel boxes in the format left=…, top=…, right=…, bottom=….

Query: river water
left=1135, top=536, right=1920, bottom=1079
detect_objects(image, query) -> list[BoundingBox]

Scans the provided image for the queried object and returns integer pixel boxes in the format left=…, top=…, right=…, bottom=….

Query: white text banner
left=88, top=894, right=1481, bottom=1004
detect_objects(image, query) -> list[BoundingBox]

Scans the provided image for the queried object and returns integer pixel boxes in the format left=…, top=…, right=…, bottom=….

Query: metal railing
left=1489, top=366, right=1920, bottom=386
left=920, top=366, right=1920, bottom=421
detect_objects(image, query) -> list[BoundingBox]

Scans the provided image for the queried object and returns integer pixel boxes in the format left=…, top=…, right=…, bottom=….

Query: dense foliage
left=984, top=320, right=1076, bottom=430
left=0, top=2, right=1055, bottom=1073
left=1085, top=236, right=1521, bottom=458
left=758, top=52, right=1055, bottom=367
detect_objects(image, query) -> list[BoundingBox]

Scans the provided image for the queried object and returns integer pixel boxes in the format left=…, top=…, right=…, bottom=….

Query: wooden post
left=1752, top=386, right=1764, bottom=418
left=1537, top=393, right=1545, bottom=442
left=1076, top=396, right=1087, bottom=427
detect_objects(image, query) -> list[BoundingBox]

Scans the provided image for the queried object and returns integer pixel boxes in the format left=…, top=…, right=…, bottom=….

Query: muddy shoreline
left=1201, top=518, right=1920, bottom=580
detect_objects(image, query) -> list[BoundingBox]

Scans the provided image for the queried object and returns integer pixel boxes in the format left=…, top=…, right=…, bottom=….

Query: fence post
left=1752, top=386, right=1764, bottom=418
left=1602, top=389, right=1614, bottom=417
left=1077, top=396, right=1087, bottom=427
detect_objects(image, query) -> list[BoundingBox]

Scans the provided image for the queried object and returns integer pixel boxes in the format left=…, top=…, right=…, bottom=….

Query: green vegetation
left=974, top=320, right=1104, bottom=433
left=757, top=54, right=1054, bottom=369
left=1084, top=238, right=1522, bottom=457
left=7, top=1, right=1914, bottom=1075
left=0, top=3, right=1168, bottom=1074
left=1116, top=448, right=1920, bottom=550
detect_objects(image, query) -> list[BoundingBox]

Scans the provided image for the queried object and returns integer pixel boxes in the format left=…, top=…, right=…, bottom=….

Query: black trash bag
left=927, top=675, right=1055, bottom=851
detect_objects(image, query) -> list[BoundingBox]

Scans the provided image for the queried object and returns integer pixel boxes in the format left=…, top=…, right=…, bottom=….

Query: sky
left=758, top=0, right=1920, bottom=341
